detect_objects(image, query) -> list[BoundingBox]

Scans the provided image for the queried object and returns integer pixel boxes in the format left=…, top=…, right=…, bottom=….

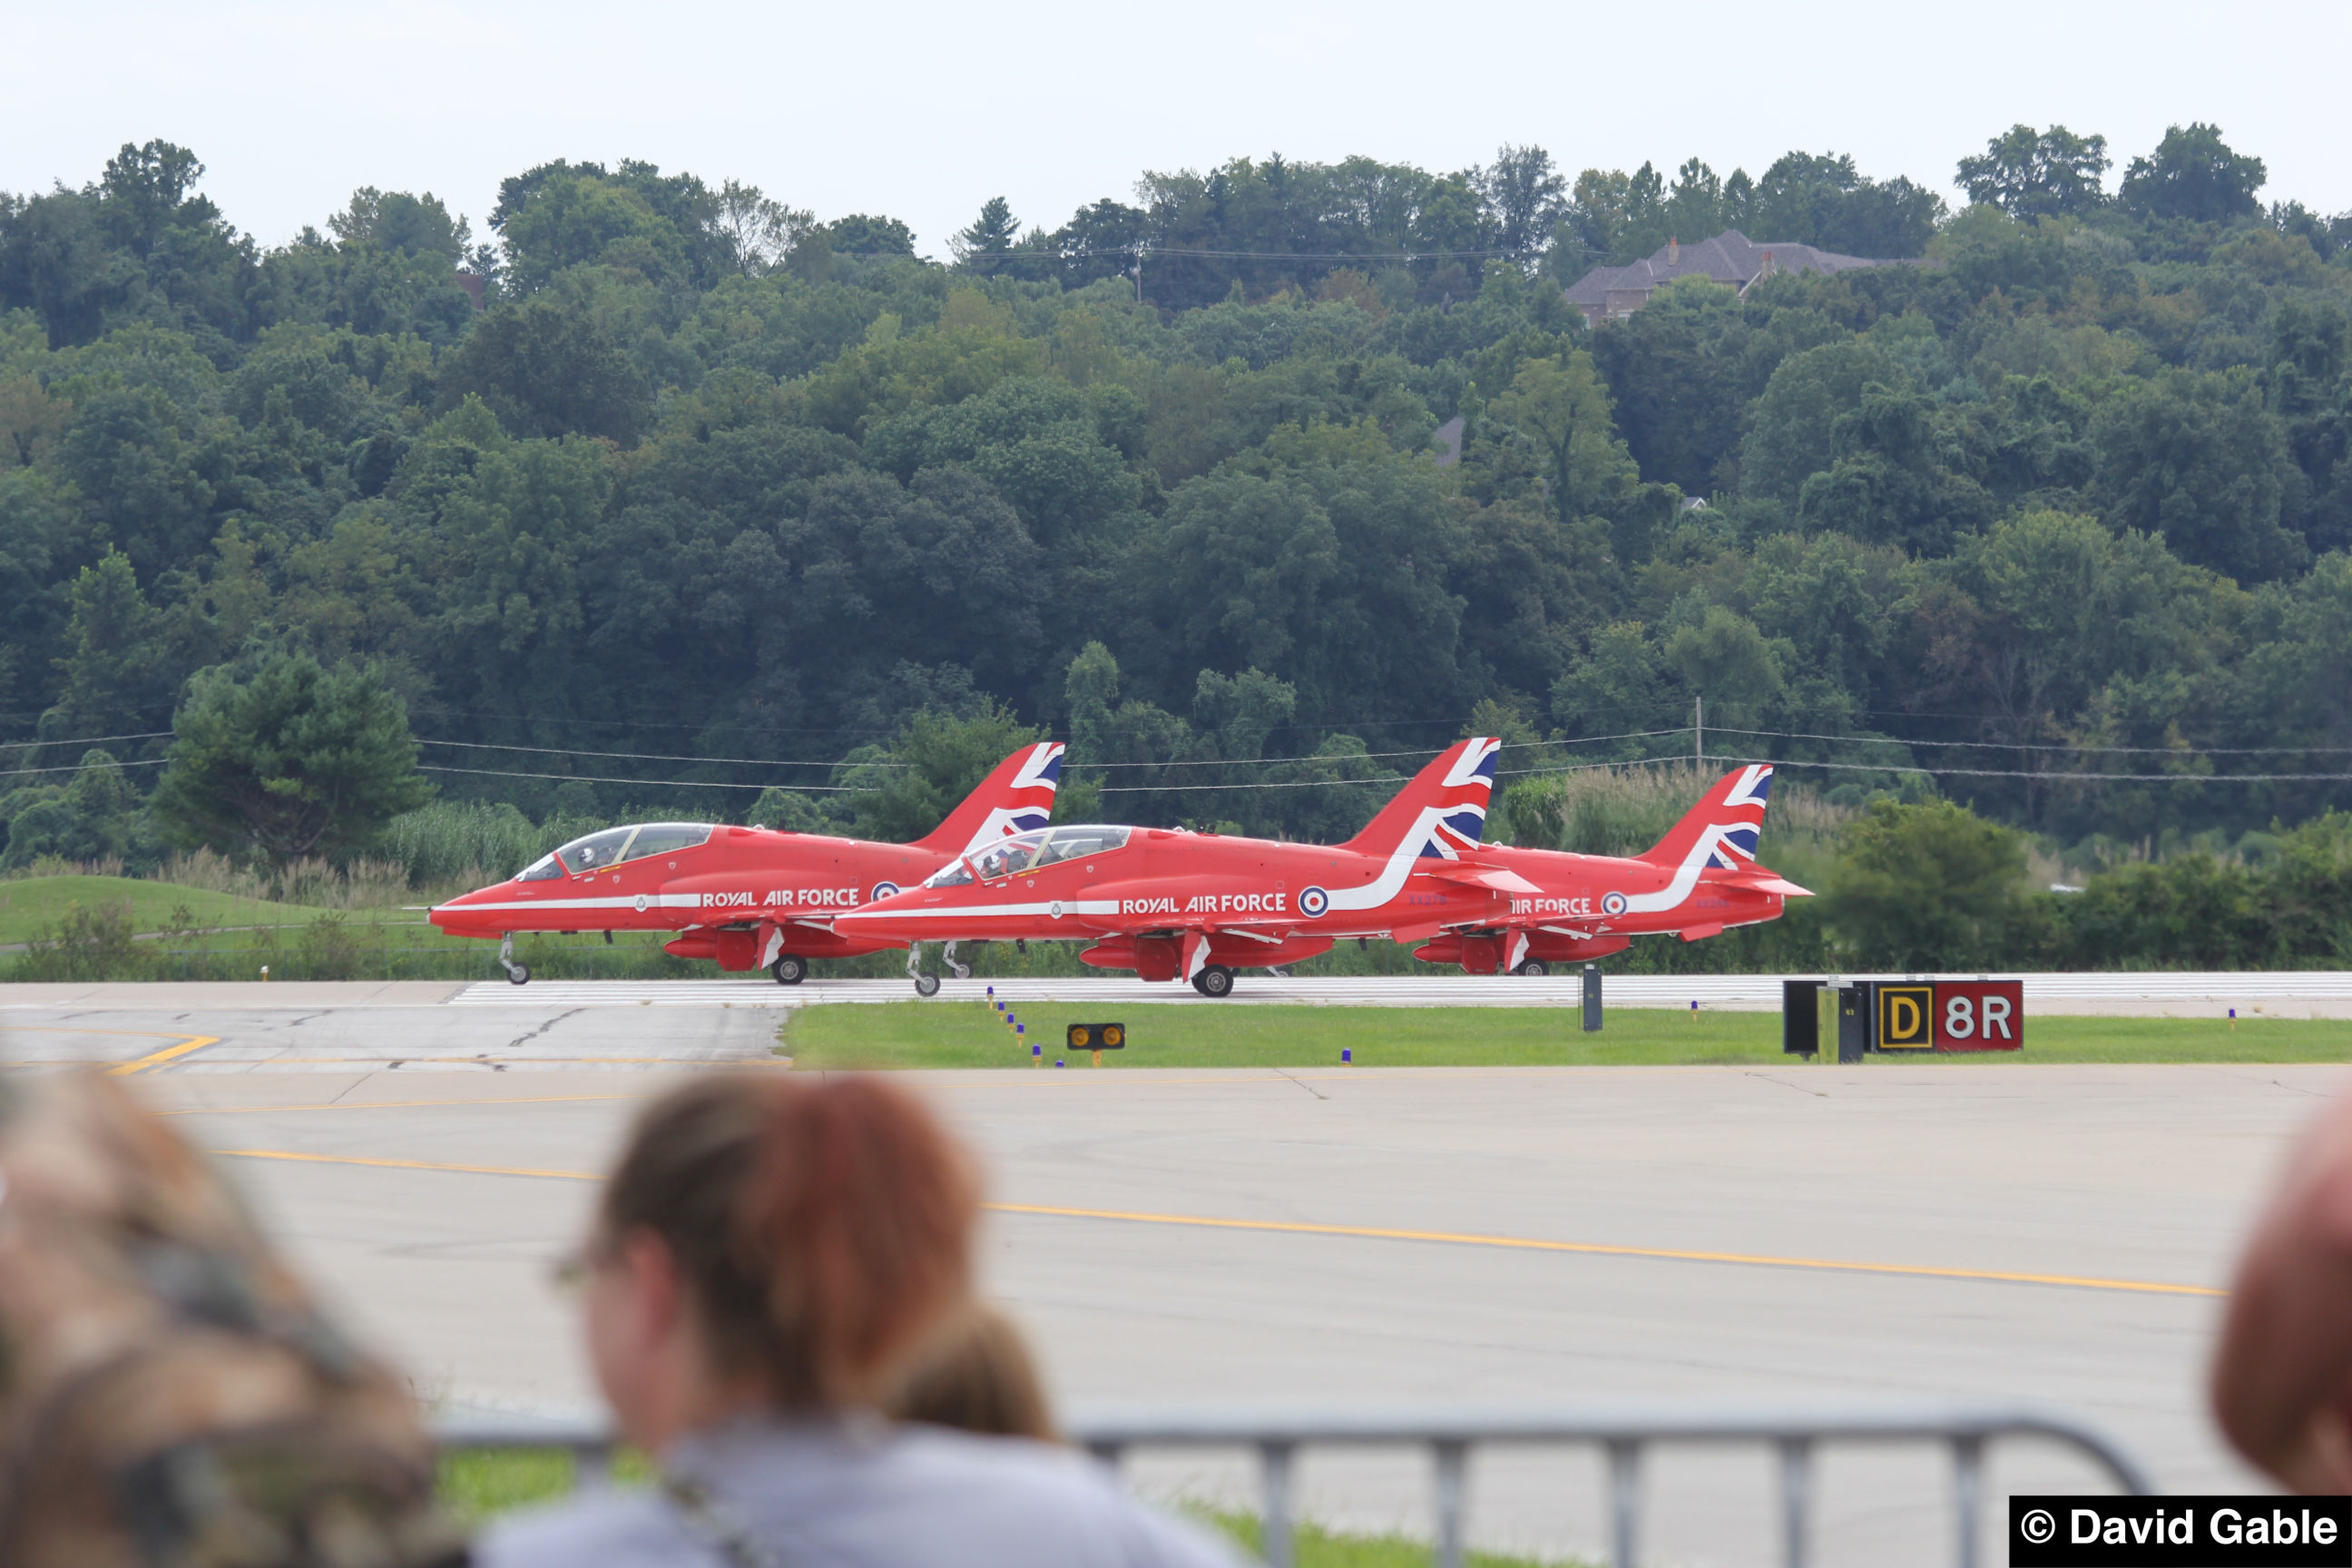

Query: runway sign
left=1877, top=985, right=1936, bottom=1050
left=1934, top=980, right=2023, bottom=1051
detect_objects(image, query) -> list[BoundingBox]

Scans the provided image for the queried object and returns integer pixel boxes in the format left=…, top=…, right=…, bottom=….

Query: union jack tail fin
left=1337, top=737, right=1502, bottom=861
left=1638, top=764, right=1775, bottom=870
left=909, top=742, right=1063, bottom=858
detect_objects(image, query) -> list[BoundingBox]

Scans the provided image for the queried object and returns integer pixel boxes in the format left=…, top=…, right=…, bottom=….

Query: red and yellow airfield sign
left=1877, top=980, right=2023, bottom=1052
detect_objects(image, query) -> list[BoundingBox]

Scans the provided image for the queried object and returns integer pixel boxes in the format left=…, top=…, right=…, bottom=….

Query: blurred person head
left=887, top=1301, right=1057, bottom=1442
left=0, top=1071, right=461, bottom=1568
left=575, top=1073, right=979, bottom=1453
left=2213, top=1087, right=2352, bottom=1492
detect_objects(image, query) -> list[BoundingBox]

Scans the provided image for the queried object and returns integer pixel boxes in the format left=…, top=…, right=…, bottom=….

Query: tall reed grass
left=1493, top=761, right=1850, bottom=863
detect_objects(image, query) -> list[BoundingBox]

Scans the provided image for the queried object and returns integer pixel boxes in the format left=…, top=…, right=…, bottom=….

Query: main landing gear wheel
left=770, top=954, right=808, bottom=985
left=1191, top=965, right=1235, bottom=998
left=1514, top=958, right=1550, bottom=977
left=913, top=973, right=942, bottom=997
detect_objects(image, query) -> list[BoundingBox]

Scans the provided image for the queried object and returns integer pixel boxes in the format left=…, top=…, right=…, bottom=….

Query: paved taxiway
left=2, top=985, right=2338, bottom=1562
left=81, top=1048, right=2327, bottom=1565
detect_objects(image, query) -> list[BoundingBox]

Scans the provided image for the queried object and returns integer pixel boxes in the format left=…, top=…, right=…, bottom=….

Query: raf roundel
left=1298, top=886, right=1330, bottom=918
left=870, top=881, right=900, bottom=901
left=1602, top=891, right=1628, bottom=916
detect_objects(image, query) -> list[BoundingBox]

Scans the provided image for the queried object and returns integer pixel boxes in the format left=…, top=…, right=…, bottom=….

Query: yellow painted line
left=990, top=1202, right=2222, bottom=1298
left=107, top=1034, right=220, bottom=1076
left=220, top=1149, right=598, bottom=1181
left=160, top=1093, right=648, bottom=1118
left=207, top=1149, right=2216, bottom=1298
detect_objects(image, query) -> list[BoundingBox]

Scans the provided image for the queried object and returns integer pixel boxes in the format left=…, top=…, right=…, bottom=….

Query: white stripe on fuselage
left=1622, top=827, right=1738, bottom=914
left=1326, top=805, right=1469, bottom=911
left=841, top=898, right=1123, bottom=923
left=436, top=893, right=710, bottom=915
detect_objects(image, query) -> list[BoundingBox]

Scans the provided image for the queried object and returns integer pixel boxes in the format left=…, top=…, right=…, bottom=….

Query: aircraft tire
left=913, top=973, right=942, bottom=997
left=1514, top=958, right=1550, bottom=977
left=770, top=955, right=808, bottom=985
left=1191, top=965, right=1235, bottom=998
left=506, top=965, right=531, bottom=985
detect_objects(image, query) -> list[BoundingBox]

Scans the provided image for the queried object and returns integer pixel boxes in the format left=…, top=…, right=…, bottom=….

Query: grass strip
left=782, top=1001, right=2352, bottom=1069
left=436, top=1448, right=1579, bottom=1564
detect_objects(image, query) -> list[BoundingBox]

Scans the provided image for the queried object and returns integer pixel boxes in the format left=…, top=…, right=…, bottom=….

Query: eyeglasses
left=547, top=1241, right=609, bottom=1296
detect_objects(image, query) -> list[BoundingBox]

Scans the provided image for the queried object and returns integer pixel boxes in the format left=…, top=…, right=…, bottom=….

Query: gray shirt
left=474, top=1416, right=1250, bottom=1568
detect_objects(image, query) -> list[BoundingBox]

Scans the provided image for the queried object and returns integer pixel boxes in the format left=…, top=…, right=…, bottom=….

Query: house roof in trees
left=1562, top=230, right=1910, bottom=323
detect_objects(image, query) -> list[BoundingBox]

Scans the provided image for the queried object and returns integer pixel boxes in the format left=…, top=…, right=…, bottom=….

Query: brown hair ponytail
left=603, top=1074, right=978, bottom=1407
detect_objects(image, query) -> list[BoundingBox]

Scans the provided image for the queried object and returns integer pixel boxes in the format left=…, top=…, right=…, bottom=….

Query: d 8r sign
left=1874, top=980, right=2024, bottom=1052
left=1936, top=979, right=2022, bottom=1051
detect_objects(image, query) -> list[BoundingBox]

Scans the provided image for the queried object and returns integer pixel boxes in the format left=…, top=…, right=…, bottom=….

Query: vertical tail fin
left=908, top=742, right=1064, bottom=858
left=1337, top=738, right=1502, bottom=860
left=1638, top=763, right=1775, bottom=868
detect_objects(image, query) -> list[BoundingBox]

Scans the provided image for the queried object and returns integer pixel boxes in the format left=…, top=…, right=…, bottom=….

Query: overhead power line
left=1504, top=754, right=2352, bottom=786
left=1703, top=725, right=2352, bottom=758
left=416, top=766, right=852, bottom=792
left=0, top=730, right=175, bottom=751
left=0, top=757, right=168, bottom=779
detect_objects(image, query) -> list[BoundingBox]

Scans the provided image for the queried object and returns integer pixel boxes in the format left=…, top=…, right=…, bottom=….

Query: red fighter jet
left=833, top=737, right=1528, bottom=995
left=1413, top=763, right=1811, bottom=975
left=428, top=743, right=1063, bottom=985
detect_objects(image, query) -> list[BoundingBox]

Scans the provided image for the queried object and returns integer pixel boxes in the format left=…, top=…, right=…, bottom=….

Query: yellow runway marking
left=161, top=1093, right=648, bottom=1117
left=990, top=1202, right=2223, bottom=1298
left=107, top=1034, right=220, bottom=1075
left=220, top=1149, right=597, bottom=1181
left=4, top=1024, right=221, bottom=1076
left=209, top=1149, right=2217, bottom=1298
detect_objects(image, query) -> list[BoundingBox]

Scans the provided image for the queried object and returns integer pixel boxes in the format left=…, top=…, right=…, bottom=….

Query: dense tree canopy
left=2, top=124, right=2351, bottom=877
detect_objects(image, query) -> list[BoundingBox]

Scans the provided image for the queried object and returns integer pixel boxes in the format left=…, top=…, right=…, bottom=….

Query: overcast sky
left=7, top=0, right=2347, bottom=257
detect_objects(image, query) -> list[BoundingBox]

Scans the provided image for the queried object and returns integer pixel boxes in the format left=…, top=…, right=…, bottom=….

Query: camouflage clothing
left=0, top=1072, right=466, bottom=1568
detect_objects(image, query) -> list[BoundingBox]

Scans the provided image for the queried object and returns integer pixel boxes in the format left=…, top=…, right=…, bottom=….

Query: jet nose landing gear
left=497, top=934, right=530, bottom=985
left=941, top=941, right=973, bottom=981
left=906, top=943, right=943, bottom=997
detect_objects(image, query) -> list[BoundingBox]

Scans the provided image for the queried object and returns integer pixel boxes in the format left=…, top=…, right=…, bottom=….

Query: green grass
left=435, top=1449, right=1575, bottom=1564
left=1200, top=1507, right=1579, bottom=1566
left=0, top=875, right=327, bottom=946
left=781, top=1001, right=2352, bottom=1068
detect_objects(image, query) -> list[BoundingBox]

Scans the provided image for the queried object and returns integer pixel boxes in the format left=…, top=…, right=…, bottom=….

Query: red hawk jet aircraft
left=834, top=738, right=1527, bottom=995
left=428, top=743, right=1063, bottom=985
left=1414, top=763, right=1810, bottom=975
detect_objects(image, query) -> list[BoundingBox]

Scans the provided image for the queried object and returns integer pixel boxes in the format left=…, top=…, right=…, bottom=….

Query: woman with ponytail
left=475, top=1073, right=1240, bottom=1568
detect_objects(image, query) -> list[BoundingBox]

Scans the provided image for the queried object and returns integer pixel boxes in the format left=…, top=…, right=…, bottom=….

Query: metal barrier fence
left=435, top=1404, right=2151, bottom=1568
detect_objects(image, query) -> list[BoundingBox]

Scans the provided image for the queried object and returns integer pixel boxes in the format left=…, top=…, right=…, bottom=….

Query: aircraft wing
left=1710, top=868, right=1814, bottom=897
left=1413, top=861, right=1544, bottom=895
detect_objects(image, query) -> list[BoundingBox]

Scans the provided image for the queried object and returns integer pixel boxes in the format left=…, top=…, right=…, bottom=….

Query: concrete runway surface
left=59, top=1037, right=2328, bottom=1567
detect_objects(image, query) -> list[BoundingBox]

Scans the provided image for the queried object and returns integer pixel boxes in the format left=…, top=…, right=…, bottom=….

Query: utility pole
left=1695, top=695, right=1703, bottom=768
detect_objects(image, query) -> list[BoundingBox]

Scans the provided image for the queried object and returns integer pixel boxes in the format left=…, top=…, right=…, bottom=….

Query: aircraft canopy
left=926, top=824, right=1132, bottom=887
left=518, top=822, right=714, bottom=880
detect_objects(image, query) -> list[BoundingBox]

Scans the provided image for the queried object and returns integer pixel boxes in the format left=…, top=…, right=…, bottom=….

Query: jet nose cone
left=429, top=882, right=514, bottom=927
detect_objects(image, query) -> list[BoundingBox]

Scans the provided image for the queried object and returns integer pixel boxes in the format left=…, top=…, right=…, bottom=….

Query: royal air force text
left=1118, top=894, right=1289, bottom=916
left=692, top=889, right=862, bottom=909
